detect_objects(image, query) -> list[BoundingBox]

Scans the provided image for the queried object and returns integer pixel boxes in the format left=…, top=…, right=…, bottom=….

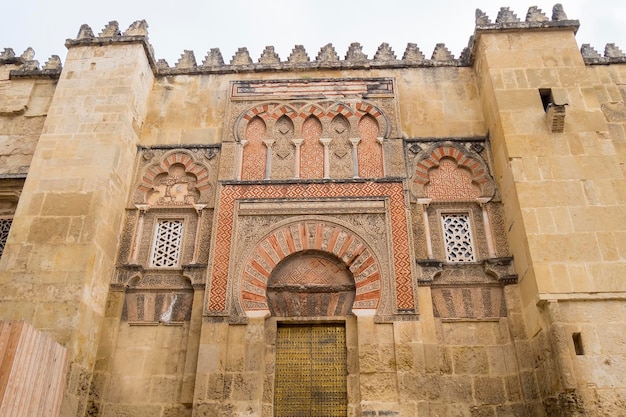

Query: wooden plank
left=0, top=321, right=67, bottom=417
left=0, top=321, right=24, bottom=413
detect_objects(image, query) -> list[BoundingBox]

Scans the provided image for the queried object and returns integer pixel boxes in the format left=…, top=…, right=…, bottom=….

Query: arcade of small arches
left=235, top=100, right=390, bottom=181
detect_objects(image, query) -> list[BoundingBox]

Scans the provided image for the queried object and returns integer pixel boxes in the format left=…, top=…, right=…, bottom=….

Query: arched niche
left=241, top=116, right=267, bottom=180
left=412, top=144, right=495, bottom=200
left=238, top=220, right=382, bottom=316
left=133, top=150, right=212, bottom=206
left=267, top=250, right=355, bottom=317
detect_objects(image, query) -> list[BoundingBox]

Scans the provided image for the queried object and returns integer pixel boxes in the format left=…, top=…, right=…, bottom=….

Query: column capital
left=416, top=198, right=432, bottom=207
left=193, top=204, right=208, bottom=215
left=134, top=204, right=150, bottom=213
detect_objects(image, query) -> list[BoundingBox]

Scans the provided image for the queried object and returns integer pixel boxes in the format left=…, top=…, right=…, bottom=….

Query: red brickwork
left=426, top=159, right=480, bottom=201
left=300, top=116, right=324, bottom=179
left=357, top=115, right=383, bottom=178
left=207, top=182, right=414, bottom=313
left=241, top=116, right=267, bottom=180
left=413, top=145, right=490, bottom=200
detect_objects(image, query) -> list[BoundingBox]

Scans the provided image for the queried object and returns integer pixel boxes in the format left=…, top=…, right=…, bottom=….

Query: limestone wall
left=0, top=38, right=155, bottom=416
left=0, top=66, right=56, bottom=175
left=1, top=7, right=626, bottom=417
left=473, top=16, right=626, bottom=415
left=140, top=67, right=485, bottom=149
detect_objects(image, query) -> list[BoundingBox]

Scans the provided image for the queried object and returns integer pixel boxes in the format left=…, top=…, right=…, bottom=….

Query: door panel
left=274, top=324, right=347, bottom=417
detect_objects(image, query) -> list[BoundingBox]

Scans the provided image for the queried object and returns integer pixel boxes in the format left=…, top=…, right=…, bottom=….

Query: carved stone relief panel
left=203, top=181, right=417, bottom=321
left=426, top=159, right=481, bottom=201
left=133, top=147, right=218, bottom=207
left=431, top=285, right=506, bottom=318
left=329, top=115, right=353, bottom=178
left=117, top=209, right=137, bottom=264
left=225, top=78, right=400, bottom=142
left=122, top=290, right=194, bottom=323
left=271, top=115, right=295, bottom=179
left=410, top=204, right=429, bottom=260
left=406, top=141, right=495, bottom=201
left=231, top=214, right=391, bottom=317
left=487, top=203, right=510, bottom=258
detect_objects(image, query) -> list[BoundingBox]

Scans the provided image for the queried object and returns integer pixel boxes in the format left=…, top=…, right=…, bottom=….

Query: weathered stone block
left=470, top=405, right=496, bottom=417
left=451, top=346, right=489, bottom=374
left=440, top=375, right=473, bottom=402
left=473, top=375, right=506, bottom=404
left=360, top=373, right=399, bottom=402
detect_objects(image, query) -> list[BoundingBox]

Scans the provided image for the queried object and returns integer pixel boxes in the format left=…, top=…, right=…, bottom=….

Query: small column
left=292, top=138, right=304, bottom=179
left=130, top=204, right=149, bottom=264
left=350, top=138, right=361, bottom=178
left=476, top=197, right=496, bottom=258
left=320, top=138, right=332, bottom=179
left=237, top=140, right=247, bottom=180
left=191, top=204, right=207, bottom=264
left=262, top=139, right=275, bottom=180
left=377, top=137, right=386, bottom=176
left=417, top=198, right=433, bottom=259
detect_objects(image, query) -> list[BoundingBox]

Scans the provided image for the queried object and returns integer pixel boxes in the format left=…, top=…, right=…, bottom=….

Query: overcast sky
left=1, top=1, right=625, bottom=66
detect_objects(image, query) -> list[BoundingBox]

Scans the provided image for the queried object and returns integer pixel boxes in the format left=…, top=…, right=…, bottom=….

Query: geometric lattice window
left=0, top=218, right=12, bottom=258
left=150, top=220, right=183, bottom=267
left=441, top=214, right=475, bottom=262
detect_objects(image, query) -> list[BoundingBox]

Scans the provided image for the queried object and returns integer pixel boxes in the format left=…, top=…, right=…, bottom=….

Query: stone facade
left=1, top=4, right=625, bottom=416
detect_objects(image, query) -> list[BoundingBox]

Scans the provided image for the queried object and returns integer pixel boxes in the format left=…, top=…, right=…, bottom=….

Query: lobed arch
left=236, top=219, right=383, bottom=316
left=412, top=144, right=495, bottom=200
left=133, top=150, right=212, bottom=205
left=234, top=100, right=391, bottom=143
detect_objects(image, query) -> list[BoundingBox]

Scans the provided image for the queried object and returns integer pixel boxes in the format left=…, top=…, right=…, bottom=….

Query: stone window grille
left=441, top=213, right=476, bottom=263
left=150, top=220, right=184, bottom=267
left=0, top=218, right=12, bottom=258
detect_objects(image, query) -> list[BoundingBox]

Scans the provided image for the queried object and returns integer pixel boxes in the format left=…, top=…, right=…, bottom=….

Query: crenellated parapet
left=7, top=4, right=622, bottom=80
left=64, top=19, right=158, bottom=71
left=467, top=4, right=580, bottom=64
left=473, top=4, right=579, bottom=32
left=581, top=43, right=626, bottom=64
left=156, top=41, right=466, bottom=75
left=0, top=47, right=62, bottom=79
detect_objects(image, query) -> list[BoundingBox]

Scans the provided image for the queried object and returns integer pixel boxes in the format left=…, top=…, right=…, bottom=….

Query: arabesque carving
left=133, top=149, right=216, bottom=206
left=410, top=142, right=495, bottom=200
